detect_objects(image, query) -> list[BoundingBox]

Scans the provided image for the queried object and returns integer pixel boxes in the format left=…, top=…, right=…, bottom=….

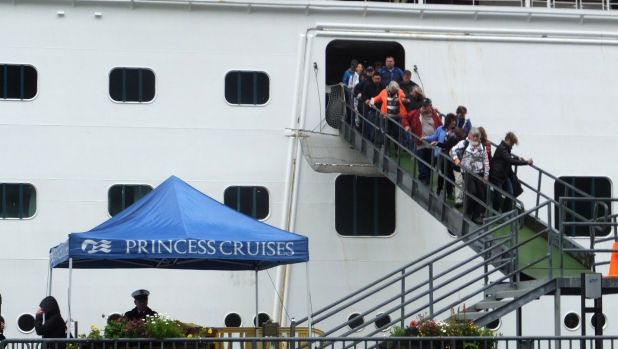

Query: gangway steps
left=342, top=119, right=591, bottom=280
left=448, top=280, right=557, bottom=326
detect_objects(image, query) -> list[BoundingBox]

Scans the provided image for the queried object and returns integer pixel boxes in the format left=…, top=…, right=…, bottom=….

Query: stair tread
left=473, top=300, right=510, bottom=310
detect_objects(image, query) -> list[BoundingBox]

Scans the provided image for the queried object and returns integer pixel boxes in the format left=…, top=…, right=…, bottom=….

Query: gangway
left=292, top=84, right=618, bottom=338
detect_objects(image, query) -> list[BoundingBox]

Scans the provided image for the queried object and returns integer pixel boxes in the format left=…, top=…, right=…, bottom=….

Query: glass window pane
left=223, top=186, right=269, bottom=220
left=554, top=176, right=612, bottom=236
left=0, top=183, right=36, bottom=219
left=224, top=71, right=269, bottom=105
left=0, top=64, right=37, bottom=100
left=335, top=175, right=396, bottom=236
left=108, top=184, right=153, bottom=216
left=109, top=68, right=155, bottom=103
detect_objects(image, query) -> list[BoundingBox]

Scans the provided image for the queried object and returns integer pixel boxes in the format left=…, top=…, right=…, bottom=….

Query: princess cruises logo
left=81, top=239, right=112, bottom=254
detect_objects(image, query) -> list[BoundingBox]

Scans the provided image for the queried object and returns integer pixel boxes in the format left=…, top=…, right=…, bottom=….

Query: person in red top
left=403, top=98, right=442, bottom=185
left=368, top=81, right=408, bottom=149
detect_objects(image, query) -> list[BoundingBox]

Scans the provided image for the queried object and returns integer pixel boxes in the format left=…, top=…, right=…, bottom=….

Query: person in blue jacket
left=455, top=105, right=472, bottom=136
left=342, top=59, right=359, bottom=85
left=424, top=113, right=457, bottom=197
left=378, top=56, right=404, bottom=85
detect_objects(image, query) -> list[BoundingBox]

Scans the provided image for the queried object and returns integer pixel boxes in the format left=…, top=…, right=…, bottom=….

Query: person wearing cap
left=403, top=98, right=442, bottom=185
left=124, top=289, right=157, bottom=321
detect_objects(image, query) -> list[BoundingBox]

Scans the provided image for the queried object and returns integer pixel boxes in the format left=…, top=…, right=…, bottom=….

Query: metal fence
left=1, top=336, right=617, bottom=349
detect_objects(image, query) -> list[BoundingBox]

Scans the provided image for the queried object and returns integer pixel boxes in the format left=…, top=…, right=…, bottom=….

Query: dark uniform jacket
left=489, top=141, right=529, bottom=181
left=124, top=306, right=157, bottom=321
left=35, top=296, right=67, bottom=339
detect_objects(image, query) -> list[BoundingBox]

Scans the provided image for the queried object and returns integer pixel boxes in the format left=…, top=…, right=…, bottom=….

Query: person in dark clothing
left=356, top=73, right=384, bottom=140
left=490, top=132, right=533, bottom=212
left=399, top=70, right=418, bottom=110
left=378, top=56, right=405, bottom=85
left=407, top=85, right=425, bottom=112
left=35, top=296, right=67, bottom=339
left=1, top=315, right=6, bottom=341
left=125, top=289, right=157, bottom=321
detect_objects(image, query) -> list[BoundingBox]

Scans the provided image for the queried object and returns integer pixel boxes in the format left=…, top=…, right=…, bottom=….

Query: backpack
left=455, top=139, right=469, bottom=162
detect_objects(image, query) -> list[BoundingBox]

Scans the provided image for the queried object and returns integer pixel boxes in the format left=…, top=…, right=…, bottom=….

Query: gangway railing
left=292, top=84, right=618, bottom=337
left=293, top=204, right=560, bottom=336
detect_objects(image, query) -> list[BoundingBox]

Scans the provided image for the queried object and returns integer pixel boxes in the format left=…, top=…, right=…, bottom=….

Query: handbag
left=511, top=171, right=524, bottom=197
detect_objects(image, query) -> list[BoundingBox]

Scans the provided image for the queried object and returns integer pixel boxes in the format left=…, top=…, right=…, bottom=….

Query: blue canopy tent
left=48, top=176, right=310, bottom=333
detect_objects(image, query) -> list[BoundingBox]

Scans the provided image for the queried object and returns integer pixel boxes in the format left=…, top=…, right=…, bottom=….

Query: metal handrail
left=344, top=83, right=606, bottom=249
left=297, top=84, right=609, bottom=337
left=308, top=202, right=555, bottom=336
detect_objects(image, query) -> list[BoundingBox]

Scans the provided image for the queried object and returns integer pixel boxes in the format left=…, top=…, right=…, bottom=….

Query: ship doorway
left=325, top=40, right=406, bottom=85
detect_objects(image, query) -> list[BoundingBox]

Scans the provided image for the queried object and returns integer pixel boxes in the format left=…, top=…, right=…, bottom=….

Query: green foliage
left=143, top=315, right=184, bottom=339
left=390, top=313, right=501, bottom=338
left=103, top=319, right=126, bottom=339
left=390, top=326, right=407, bottom=337
left=86, top=315, right=185, bottom=339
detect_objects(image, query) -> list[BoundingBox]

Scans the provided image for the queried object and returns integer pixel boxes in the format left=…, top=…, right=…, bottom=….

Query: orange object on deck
left=607, top=241, right=618, bottom=277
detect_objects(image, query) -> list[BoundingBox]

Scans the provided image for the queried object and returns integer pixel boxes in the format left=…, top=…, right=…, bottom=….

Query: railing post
left=428, top=264, right=434, bottom=318
left=535, top=171, right=543, bottom=218
left=510, top=210, right=519, bottom=285
left=463, top=172, right=469, bottom=218
left=548, top=203, right=554, bottom=280
left=400, top=269, right=406, bottom=328
left=559, top=198, right=566, bottom=277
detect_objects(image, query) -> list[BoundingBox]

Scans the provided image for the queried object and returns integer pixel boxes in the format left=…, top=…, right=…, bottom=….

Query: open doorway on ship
left=325, top=40, right=406, bottom=86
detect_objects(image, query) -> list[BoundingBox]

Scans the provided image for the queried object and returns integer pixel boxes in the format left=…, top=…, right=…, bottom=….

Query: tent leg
left=255, top=269, right=259, bottom=330
left=47, top=266, right=53, bottom=296
left=67, top=258, right=73, bottom=338
left=305, top=263, right=313, bottom=338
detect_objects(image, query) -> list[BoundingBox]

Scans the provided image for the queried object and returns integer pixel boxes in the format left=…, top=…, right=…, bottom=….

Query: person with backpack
left=450, top=127, right=490, bottom=224
left=490, top=132, right=533, bottom=212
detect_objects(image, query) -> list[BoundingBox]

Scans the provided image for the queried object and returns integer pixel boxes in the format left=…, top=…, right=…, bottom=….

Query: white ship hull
left=1, top=0, right=618, bottom=338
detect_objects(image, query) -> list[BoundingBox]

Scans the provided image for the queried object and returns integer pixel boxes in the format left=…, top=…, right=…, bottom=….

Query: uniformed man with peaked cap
left=124, top=289, right=158, bottom=321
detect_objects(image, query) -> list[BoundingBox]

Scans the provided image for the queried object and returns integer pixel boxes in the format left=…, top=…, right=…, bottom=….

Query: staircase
left=292, top=85, right=618, bottom=337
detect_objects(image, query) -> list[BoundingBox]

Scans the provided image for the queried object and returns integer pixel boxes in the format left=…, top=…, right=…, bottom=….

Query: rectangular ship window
left=0, top=64, right=37, bottom=100
left=554, top=176, right=612, bottom=237
left=335, top=175, right=395, bottom=236
left=224, top=186, right=269, bottom=220
left=225, top=71, right=269, bottom=105
left=108, top=184, right=153, bottom=216
left=0, top=183, right=37, bottom=219
left=109, top=68, right=155, bottom=103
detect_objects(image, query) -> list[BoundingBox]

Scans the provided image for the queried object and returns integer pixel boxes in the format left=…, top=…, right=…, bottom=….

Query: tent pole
left=255, top=269, right=259, bottom=330
left=305, top=262, right=313, bottom=337
left=67, top=258, right=73, bottom=338
left=47, top=265, right=53, bottom=296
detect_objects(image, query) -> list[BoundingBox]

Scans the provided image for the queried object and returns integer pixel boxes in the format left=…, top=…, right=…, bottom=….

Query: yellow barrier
left=214, top=327, right=323, bottom=349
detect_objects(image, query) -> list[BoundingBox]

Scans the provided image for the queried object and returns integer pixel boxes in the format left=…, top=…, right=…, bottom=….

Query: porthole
left=563, top=312, right=580, bottom=331
left=486, top=319, right=501, bottom=331
left=591, top=313, right=607, bottom=329
left=225, top=312, right=242, bottom=327
left=253, top=312, right=271, bottom=327
left=347, top=313, right=364, bottom=331
left=374, top=313, right=391, bottom=331
left=17, top=313, right=35, bottom=333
